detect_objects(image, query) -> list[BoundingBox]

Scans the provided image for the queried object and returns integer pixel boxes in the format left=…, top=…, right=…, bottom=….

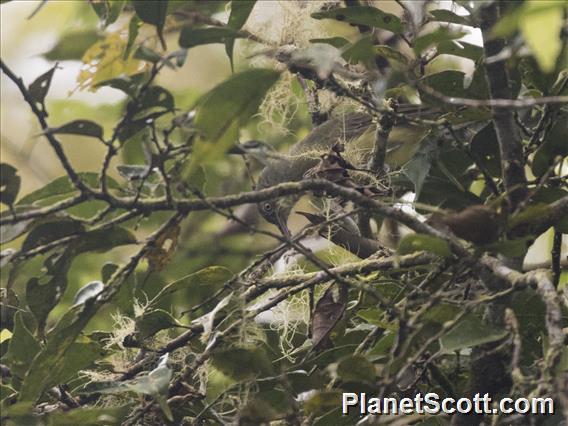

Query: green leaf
left=28, top=64, right=57, bottom=106
left=0, top=163, right=21, bottom=206
left=132, top=0, right=168, bottom=49
left=342, top=36, right=375, bottom=68
left=46, top=120, right=104, bottom=140
left=436, top=40, right=483, bottom=61
left=532, top=117, right=568, bottom=176
left=150, top=266, right=233, bottom=310
left=124, top=15, right=141, bottom=60
left=470, top=123, right=501, bottom=177
left=137, top=85, right=175, bottom=113
left=179, top=26, right=243, bottom=49
left=226, top=0, right=256, bottom=70
left=485, top=237, right=534, bottom=258
left=43, top=30, right=102, bottom=61
left=2, top=312, right=42, bottom=378
left=72, top=281, right=104, bottom=306
left=440, top=314, right=508, bottom=352
left=519, top=1, right=564, bottom=72
left=309, top=37, right=350, bottom=49
left=135, top=309, right=180, bottom=340
left=398, top=234, right=451, bottom=258
left=187, top=68, right=280, bottom=175
left=44, top=405, right=131, bottom=426
left=311, top=6, right=403, bottom=34
left=22, top=218, right=84, bottom=252
left=336, top=355, right=375, bottom=383
left=375, top=45, right=409, bottom=64
left=211, top=345, right=274, bottom=380
left=17, top=172, right=118, bottom=206
left=428, top=9, right=471, bottom=26
left=90, top=0, right=125, bottom=28
left=414, top=27, right=466, bottom=54
left=402, top=136, right=437, bottom=197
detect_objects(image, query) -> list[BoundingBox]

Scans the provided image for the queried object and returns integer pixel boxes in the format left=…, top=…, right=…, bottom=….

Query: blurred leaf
left=43, top=405, right=131, bottom=426
left=309, top=37, right=350, bottom=48
left=337, top=355, right=375, bottom=383
left=2, top=311, right=42, bottom=378
left=93, top=73, right=146, bottom=97
left=124, top=15, right=141, bottom=60
left=519, top=1, right=563, bottom=72
left=436, top=40, right=483, bottom=61
left=43, top=30, right=102, bottom=61
left=225, top=0, right=256, bottom=70
left=414, top=28, right=466, bottom=54
left=0, top=218, right=31, bottom=244
left=440, top=315, right=508, bottom=352
left=137, top=85, right=174, bottom=113
left=311, top=6, right=403, bottom=34
left=486, top=237, right=534, bottom=258
left=420, top=70, right=468, bottom=98
left=180, top=26, right=244, bottom=49
left=133, top=45, right=163, bottom=63
left=90, top=0, right=125, bottom=28
left=46, top=120, right=104, bottom=140
left=187, top=68, right=280, bottom=175
left=117, top=164, right=150, bottom=180
left=398, top=234, right=451, bottom=258
left=0, top=163, right=21, bottom=206
left=375, top=45, right=409, bottom=64
left=211, top=345, right=274, bottom=380
left=532, top=117, right=567, bottom=176
left=342, top=36, right=375, bottom=68
left=304, top=390, right=343, bottom=416
left=428, top=9, right=471, bottom=26
left=28, top=64, right=57, bottom=106
left=132, top=0, right=168, bottom=49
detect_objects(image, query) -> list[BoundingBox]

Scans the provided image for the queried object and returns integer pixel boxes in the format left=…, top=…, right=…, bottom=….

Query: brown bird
left=427, top=204, right=502, bottom=245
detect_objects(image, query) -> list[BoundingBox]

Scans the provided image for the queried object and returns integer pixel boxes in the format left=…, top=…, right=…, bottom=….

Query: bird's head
left=258, top=197, right=294, bottom=237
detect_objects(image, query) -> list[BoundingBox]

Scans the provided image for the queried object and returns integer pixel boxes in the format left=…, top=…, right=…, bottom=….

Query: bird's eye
left=263, top=203, right=272, bottom=212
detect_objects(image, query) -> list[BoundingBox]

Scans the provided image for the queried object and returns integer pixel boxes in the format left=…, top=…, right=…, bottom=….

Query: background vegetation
left=0, top=1, right=567, bottom=425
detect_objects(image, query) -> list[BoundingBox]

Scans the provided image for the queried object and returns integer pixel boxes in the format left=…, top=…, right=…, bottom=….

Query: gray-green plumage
left=256, top=112, right=375, bottom=232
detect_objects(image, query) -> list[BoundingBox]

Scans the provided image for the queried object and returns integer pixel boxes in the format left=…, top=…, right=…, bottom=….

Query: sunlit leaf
left=398, top=234, right=451, bottom=258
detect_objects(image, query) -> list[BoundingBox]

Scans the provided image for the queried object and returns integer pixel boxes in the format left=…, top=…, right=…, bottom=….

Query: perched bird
left=231, top=110, right=431, bottom=235
left=427, top=204, right=502, bottom=245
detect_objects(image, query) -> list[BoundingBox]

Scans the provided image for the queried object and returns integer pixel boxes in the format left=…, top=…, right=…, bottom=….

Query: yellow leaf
left=0, top=329, right=12, bottom=344
left=76, top=31, right=149, bottom=92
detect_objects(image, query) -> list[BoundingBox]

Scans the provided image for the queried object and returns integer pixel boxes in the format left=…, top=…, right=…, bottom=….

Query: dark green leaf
left=0, top=163, right=21, bottom=206
left=2, top=312, right=42, bottom=378
left=46, top=120, right=104, bottom=140
left=211, top=345, right=274, bottom=380
left=414, top=28, right=466, bottom=54
left=90, top=0, right=125, bottom=28
left=150, top=266, right=232, bottom=310
left=22, top=219, right=84, bottom=251
left=94, top=73, right=146, bottom=97
left=342, top=36, right=375, bottom=68
left=486, top=237, right=534, bottom=258
left=44, top=405, right=131, bottom=426
left=398, top=234, right=451, bottom=258
left=124, top=15, right=141, bottom=60
left=428, top=9, right=471, bottom=26
left=532, top=117, right=568, bottom=176
left=136, top=309, right=179, bottom=340
left=311, top=6, right=403, bottom=34
left=226, top=0, right=256, bottom=70
left=403, top=136, right=437, bottom=197
left=43, top=30, right=102, bottom=61
left=187, top=68, right=280, bottom=175
left=137, top=85, right=174, bottom=112
left=420, top=70, right=468, bottom=98
left=336, top=355, right=375, bottom=383
left=440, top=315, right=508, bottom=352
left=309, top=37, right=350, bottom=48
left=132, top=0, right=168, bottom=49
left=375, top=45, right=409, bottom=64
left=28, top=64, right=57, bottom=106
left=133, top=45, right=162, bottom=63
left=179, top=26, right=243, bottom=49
left=436, top=40, right=483, bottom=61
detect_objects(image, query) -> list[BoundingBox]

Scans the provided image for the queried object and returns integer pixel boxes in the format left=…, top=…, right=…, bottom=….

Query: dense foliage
left=0, top=1, right=567, bottom=425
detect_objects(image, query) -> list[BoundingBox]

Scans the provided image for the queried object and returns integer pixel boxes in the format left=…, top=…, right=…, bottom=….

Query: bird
left=231, top=110, right=431, bottom=235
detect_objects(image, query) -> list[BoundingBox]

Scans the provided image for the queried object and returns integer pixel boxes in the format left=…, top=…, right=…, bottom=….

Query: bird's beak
left=276, top=214, right=292, bottom=239
left=227, top=144, right=246, bottom=155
